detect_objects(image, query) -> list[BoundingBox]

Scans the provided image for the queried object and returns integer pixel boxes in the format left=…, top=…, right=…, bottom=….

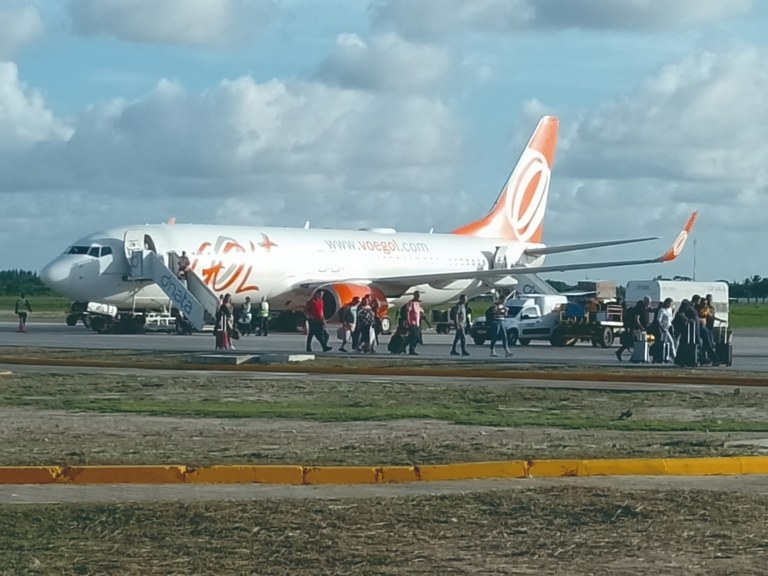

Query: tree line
left=547, top=276, right=768, bottom=303
left=0, top=270, right=54, bottom=297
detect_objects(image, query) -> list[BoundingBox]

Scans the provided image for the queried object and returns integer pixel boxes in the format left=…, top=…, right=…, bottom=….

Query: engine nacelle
left=316, top=283, right=389, bottom=320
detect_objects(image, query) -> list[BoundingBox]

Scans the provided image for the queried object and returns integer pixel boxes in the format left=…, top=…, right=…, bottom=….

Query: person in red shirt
left=304, top=290, right=332, bottom=353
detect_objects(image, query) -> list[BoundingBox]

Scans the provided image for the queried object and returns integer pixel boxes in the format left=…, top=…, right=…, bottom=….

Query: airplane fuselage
left=41, top=224, right=544, bottom=313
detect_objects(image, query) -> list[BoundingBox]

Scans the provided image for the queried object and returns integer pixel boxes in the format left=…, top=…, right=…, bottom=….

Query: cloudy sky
left=2, top=0, right=766, bottom=284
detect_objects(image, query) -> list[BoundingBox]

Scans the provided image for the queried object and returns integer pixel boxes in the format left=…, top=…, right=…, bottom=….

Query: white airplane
left=40, top=115, right=697, bottom=332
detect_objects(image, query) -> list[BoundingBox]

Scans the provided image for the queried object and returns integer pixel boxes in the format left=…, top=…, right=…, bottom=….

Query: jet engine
left=316, top=283, right=389, bottom=320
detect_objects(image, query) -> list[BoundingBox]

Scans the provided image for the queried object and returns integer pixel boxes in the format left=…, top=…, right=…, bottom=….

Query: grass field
left=0, top=295, right=70, bottom=320
left=2, top=363, right=768, bottom=574
left=730, top=302, right=768, bottom=328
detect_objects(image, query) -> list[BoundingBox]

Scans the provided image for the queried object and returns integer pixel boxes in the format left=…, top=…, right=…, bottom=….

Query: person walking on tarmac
left=257, top=296, right=270, bottom=336
left=615, top=296, right=650, bottom=361
left=404, top=291, right=423, bottom=356
left=489, top=295, right=512, bottom=357
left=15, top=293, right=32, bottom=332
left=449, top=295, right=470, bottom=356
left=304, top=291, right=332, bottom=353
left=215, top=293, right=234, bottom=350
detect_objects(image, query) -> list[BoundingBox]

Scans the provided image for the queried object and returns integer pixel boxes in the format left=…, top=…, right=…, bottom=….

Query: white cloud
left=314, top=33, right=452, bottom=92
left=0, top=62, right=74, bottom=151
left=374, top=0, right=752, bottom=37
left=68, top=0, right=274, bottom=45
left=546, top=48, right=768, bottom=282
left=0, top=73, right=462, bottom=269
left=0, top=5, right=44, bottom=57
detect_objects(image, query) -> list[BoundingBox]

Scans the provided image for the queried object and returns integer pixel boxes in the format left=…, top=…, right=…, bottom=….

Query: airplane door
left=124, top=229, right=147, bottom=277
left=124, top=229, right=144, bottom=258
left=492, top=246, right=508, bottom=269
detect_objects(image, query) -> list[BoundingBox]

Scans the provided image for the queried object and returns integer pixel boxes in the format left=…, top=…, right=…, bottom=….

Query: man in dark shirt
left=616, top=296, right=650, bottom=361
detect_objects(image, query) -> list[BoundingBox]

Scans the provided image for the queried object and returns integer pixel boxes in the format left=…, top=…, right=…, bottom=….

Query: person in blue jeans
left=449, top=295, right=470, bottom=356
left=489, top=296, right=512, bottom=357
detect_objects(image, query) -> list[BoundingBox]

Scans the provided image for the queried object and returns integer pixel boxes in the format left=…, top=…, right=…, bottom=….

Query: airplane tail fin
left=452, top=115, right=558, bottom=243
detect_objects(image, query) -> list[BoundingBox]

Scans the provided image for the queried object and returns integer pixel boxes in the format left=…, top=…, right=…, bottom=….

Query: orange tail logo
left=452, top=115, right=558, bottom=243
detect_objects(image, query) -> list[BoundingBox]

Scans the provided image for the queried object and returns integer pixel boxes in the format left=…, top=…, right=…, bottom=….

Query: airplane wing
left=367, top=211, right=699, bottom=287
left=523, top=236, right=659, bottom=257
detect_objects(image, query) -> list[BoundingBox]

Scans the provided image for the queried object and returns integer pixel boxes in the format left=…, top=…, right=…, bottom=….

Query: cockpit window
left=66, top=245, right=112, bottom=257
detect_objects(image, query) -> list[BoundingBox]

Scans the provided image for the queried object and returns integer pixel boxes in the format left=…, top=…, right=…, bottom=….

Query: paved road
left=2, top=322, right=767, bottom=371
left=3, top=476, right=768, bottom=504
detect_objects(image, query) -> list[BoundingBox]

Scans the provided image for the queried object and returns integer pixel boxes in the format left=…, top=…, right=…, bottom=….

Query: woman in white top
left=658, top=297, right=677, bottom=360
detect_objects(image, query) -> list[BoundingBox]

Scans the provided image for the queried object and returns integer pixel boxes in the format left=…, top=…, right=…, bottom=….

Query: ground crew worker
left=258, top=296, right=270, bottom=336
left=15, top=293, right=32, bottom=332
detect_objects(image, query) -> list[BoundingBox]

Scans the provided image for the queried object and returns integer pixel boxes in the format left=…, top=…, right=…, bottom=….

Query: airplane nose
left=40, top=259, right=73, bottom=294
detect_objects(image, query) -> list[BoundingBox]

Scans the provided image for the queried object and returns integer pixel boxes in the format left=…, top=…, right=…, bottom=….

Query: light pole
left=693, top=240, right=697, bottom=281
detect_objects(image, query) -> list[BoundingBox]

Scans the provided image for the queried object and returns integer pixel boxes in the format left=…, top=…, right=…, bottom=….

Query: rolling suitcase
left=650, top=340, right=669, bottom=364
left=714, top=326, right=733, bottom=367
left=675, top=320, right=699, bottom=368
left=630, top=332, right=649, bottom=363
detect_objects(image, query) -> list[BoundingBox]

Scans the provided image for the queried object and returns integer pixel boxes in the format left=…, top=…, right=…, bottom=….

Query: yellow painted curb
left=303, top=466, right=378, bottom=485
left=186, top=465, right=303, bottom=484
left=418, top=461, right=528, bottom=482
left=2, top=456, right=768, bottom=485
left=61, top=465, right=187, bottom=484
left=0, top=466, right=61, bottom=484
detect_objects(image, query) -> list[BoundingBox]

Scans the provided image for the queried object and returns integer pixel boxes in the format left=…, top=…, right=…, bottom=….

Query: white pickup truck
left=469, top=295, right=568, bottom=346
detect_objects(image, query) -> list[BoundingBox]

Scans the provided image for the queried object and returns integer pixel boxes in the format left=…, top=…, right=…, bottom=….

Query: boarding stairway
left=126, top=249, right=219, bottom=330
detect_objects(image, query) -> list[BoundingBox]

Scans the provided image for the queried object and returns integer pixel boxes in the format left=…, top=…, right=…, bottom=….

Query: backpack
left=449, top=304, right=459, bottom=322
left=484, top=305, right=495, bottom=324
left=337, top=305, right=347, bottom=322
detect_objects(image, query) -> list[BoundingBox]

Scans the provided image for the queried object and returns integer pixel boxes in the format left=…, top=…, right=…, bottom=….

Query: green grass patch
left=0, top=295, right=70, bottom=320
left=0, top=372, right=763, bottom=433
left=730, top=303, right=768, bottom=328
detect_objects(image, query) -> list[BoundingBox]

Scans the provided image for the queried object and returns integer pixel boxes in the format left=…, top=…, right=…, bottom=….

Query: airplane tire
left=90, top=316, right=107, bottom=334
left=66, top=314, right=78, bottom=327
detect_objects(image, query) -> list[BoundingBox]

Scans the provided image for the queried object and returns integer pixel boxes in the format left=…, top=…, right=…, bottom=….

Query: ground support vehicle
left=548, top=302, right=624, bottom=348
left=66, top=301, right=181, bottom=334
left=469, top=295, right=568, bottom=346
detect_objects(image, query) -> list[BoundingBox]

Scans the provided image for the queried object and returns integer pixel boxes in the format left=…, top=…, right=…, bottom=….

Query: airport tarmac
left=1, top=321, right=767, bottom=371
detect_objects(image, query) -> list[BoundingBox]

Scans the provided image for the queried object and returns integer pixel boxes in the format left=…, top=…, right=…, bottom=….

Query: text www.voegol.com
left=324, top=239, right=430, bottom=254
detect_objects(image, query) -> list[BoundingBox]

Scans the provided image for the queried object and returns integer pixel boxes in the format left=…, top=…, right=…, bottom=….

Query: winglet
left=658, top=211, right=698, bottom=262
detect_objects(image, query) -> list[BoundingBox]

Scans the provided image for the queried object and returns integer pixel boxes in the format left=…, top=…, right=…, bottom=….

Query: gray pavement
left=3, top=476, right=768, bottom=504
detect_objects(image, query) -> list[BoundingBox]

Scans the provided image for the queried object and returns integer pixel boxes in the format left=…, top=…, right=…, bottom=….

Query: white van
left=470, top=294, right=568, bottom=346
left=624, top=280, right=729, bottom=324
